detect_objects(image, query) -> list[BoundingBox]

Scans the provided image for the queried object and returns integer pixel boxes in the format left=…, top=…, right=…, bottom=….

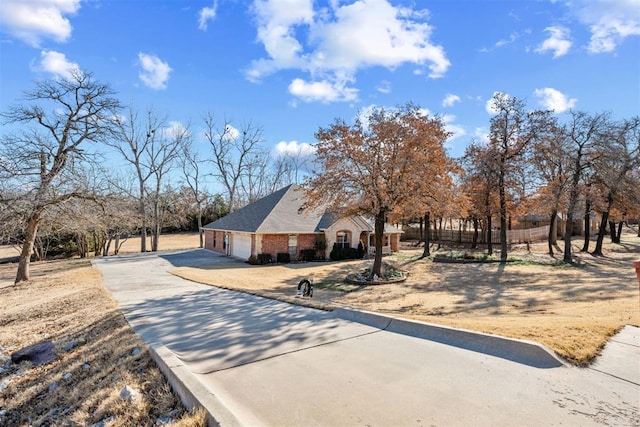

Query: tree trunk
left=581, top=198, right=591, bottom=252
left=498, top=169, right=508, bottom=261
left=593, top=190, right=614, bottom=255
left=608, top=221, right=618, bottom=244
left=139, top=197, right=147, bottom=252
left=616, top=221, right=623, bottom=242
left=592, top=210, right=610, bottom=256
left=418, top=217, right=423, bottom=247
left=370, top=210, right=386, bottom=279
left=548, top=209, right=558, bottom=256
left=487, top=215, right=493, bottom=255
left=15, top=213, right=41, bottom=284
left=198, top=205, right=204, bottom=248
left=563, top=218, right=574, bottom=262
left=422, top=212, right=431, bottom=257
left=151, top=199, right=160, bottom=252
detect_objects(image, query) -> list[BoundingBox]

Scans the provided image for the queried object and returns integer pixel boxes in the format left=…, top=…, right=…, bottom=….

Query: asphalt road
left=93, top=249, right=640, bottom=427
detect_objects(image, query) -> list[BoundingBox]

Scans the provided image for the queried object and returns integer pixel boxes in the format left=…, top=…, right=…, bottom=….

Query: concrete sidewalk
left=93, top=249, right=640, bottom=426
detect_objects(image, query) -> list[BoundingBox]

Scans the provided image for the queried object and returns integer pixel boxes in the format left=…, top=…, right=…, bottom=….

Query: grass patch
left=314, top=282, right=364, bottom=293
left=0, top=260, right=205, bottom=426
left=173, top=233, right=640, bottom=365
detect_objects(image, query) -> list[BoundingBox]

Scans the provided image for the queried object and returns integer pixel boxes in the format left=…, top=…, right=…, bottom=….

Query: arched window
left=336, top=231, right=351, bottom=249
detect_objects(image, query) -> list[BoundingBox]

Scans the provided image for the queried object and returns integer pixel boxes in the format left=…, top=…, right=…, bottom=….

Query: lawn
left=0, top=235, right=205, bottom=427
left=171, top=230, right=640, bottom=365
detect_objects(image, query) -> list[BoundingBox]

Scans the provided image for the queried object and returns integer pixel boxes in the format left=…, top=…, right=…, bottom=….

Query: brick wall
left=204, top=229, right=225, bottom=254
left=259, top=233, right=320, bottom=259
left=260, top=234, right=288, bottom=257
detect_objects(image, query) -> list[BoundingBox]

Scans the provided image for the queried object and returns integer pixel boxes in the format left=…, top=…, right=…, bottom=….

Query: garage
left=231, top=234, right=252, bottom=260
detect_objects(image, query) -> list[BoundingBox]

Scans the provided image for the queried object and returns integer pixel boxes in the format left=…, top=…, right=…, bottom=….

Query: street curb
left=147, top=342, right=242, bottom=427
left=334, top=307, right=565, bottom=369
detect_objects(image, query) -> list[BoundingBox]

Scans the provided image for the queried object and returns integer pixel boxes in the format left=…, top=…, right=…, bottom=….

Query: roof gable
left=202, top=185, right=326, bottom=233
left=202, top=184, right=403, bottom=235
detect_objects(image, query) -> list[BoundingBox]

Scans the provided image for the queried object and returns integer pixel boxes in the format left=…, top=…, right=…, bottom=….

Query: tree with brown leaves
left=304, top=103, right=451, bottom=279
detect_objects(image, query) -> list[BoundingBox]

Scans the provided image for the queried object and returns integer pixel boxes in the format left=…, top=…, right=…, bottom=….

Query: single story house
left=202, top=184, right=403, bottom=261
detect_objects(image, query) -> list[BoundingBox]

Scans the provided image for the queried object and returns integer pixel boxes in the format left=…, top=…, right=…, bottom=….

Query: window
left=288, top=235, right=298, bottom=256
left=336, top=231, right=350, bottom=249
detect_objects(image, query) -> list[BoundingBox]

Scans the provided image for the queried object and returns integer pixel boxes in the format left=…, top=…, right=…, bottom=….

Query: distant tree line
left=1, top=71, right=638, bottom=284
left=0, top=70, right=312, bottom=283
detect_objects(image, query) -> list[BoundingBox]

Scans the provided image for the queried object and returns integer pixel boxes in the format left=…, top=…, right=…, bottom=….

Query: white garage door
left=232, top=234, right=252, bottom=260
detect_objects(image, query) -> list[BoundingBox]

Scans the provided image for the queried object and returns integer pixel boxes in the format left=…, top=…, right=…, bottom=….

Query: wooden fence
left=405, top=225, right=550, bottom=244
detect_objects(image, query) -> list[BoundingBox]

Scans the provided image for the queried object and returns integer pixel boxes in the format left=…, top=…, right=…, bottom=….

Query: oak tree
left=305, top=103, right=451, bottom=278
left=0, top=70, right=120, bottom=283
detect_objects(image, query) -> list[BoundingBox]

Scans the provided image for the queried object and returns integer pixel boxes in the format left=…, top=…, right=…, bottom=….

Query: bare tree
left=591, top=116, right=640, bottom=255
left=561, top=111, right=608, bottom=262
left=148, top=122, right=188, bottom=251
left=531, top=117, right=569, bottom=255
left=488, top=93, right=551, bottom=261
left=181, top=139, right=208, bottom=248
left=0, top=70, right=120, bottom=283
left=110, top=109, right=186, bottom=251
left=203, top=113, right=264, bottom=212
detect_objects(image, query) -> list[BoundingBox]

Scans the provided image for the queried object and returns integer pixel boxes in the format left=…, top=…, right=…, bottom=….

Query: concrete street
left=93, top=249, right=640, bottom=426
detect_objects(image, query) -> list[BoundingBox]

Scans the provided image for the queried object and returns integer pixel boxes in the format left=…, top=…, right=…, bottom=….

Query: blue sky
left=1, top=0, right=639, bottom=162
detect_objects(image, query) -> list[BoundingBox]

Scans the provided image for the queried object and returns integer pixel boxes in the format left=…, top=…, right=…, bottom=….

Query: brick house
left=202, top=184, right=402, bottom=261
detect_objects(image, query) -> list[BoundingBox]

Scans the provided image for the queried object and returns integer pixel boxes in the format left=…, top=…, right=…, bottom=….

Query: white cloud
left=570, top=0, right=640, bottom=53
left=162, top=121, right=190, bottom=139
left=288, top=77, right=358, bottom=103
left=0, top=0, right=80, bottom=47
left=198, top=1, right=218, bottom=31
left=442, top=93, right=461, bottom=108
left=534, top=87, right=577, bottom=113
left=495, top=32, right=518, bottom=48
left=441, top=114, right=466, bottom=141
left=35, top=50, right=80, bottom=79
left=376, top=80, right=391, bottom=94
left=274, top=140, right=316, bottom=157
left=248, top=0, right=450, bottom=103
left=474, top=127, right=490, bottom=143
left=137, top=53, right=172, bottom=90
left=536, top=26, right=572, bottom=58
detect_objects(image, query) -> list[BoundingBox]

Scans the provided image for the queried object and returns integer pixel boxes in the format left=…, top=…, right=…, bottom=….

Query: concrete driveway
left=93, top=249, right=640, bottom=426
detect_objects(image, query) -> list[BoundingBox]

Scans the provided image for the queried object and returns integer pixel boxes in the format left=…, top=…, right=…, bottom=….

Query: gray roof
left=203, top=185, right=329, bottom=233
left=202, top=184, right=403, bottom=235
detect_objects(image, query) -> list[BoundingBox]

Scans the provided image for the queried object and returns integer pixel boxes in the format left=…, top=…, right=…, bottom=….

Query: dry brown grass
left=116, top=232, right=201, bottom=255
left=0, top=257, right=205, bottom=426
left=172, top=231, right=640, bottom=365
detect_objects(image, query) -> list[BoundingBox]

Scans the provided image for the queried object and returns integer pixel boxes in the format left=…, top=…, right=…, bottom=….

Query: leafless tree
left=590, top=116, right=640, bottom=255
left=488, top=93, right=552, bottom=261
left=0, top=70, right=121, bottom=283
left=109, top=109, right=186, bottom=251
left=530, top=117, right=570, bottom=255
left=203, top=112, right=264, bottom=212
left=561, top=111, right=608, bottom=262
left=181, top=139, right=208, bottom=248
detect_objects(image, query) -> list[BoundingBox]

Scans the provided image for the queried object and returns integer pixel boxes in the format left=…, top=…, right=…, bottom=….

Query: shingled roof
left=202, top=184, right=403, bottom=235
left=202, top=185, right=332, bottom=233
